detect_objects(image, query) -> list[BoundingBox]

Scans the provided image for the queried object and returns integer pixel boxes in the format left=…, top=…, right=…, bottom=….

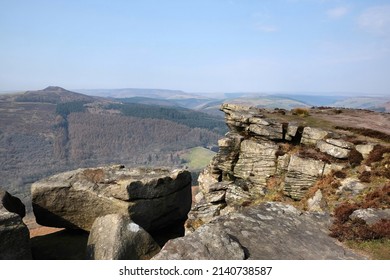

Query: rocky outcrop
left=187, top=103, right=390, bottom=242
left=0, top=189, right=31, bottom=260
left=87, top=214, right=160, bottom=260
left=189, top=104, right=367, bottom=229
left=32, top=166, right=192, bottom=232
left=155, top=202, right=365, bottom=260
left=199, top=104, right=355, bottom=201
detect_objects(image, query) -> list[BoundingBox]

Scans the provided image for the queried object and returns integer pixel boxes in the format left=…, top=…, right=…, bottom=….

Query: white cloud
left=255, top=24, right=278, bottom=33
left=326, top=6, right=349, bottom=19
left=358, top=5, right=390, bottom=36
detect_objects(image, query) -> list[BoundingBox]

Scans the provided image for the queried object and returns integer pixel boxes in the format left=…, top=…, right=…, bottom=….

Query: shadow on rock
left=31, top=229, right=89, bottom=260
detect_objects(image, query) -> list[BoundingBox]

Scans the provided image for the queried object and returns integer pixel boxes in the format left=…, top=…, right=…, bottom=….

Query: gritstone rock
left=154, top=202, right=366, bottom=260
left=32, top=166, right=192, bottom=231
left=0, top=189, right=31, bottom=259
left=87, top=214, right=160, bottom=260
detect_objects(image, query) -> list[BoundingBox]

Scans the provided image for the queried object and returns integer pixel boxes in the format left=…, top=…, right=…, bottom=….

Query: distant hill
left=330, top=96, right=390, bottom=112
left=0, top=87, right=225, bottom=210
left=14, top=86, right=97, bottom=104
left=77, top=88, right=207, bottom=99
left=116, top=96, right=218, bottom=111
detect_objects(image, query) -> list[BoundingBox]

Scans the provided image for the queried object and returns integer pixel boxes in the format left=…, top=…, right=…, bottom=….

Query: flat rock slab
left=32, top=166, right=192, bottom=231
left=153, top=202, right=366, bottom=260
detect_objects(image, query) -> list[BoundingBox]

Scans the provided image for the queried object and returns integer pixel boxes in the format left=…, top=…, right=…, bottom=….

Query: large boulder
left=355, top=144, right=376, bottom=159
left=316, top=140, right=352, bottom=159
left=154, top=202, right=366, bottom=260
left=0, top=188, right=26, bottom=218
left=0, top=191, right=31, bottom=260
left=301, top=127, right=329, bottom=145
left=87, top=214, right=160, bottom=260
left=32, top=166, right=192, bottom=231
left=0, top=210, right=31, bottom=260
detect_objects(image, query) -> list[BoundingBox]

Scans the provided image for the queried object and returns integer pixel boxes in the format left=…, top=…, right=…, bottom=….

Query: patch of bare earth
left=23, top=214, right=64, bottom=238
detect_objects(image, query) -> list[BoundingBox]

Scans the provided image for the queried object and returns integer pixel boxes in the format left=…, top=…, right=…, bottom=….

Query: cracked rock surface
left=154, top=202, right=366, bottom=260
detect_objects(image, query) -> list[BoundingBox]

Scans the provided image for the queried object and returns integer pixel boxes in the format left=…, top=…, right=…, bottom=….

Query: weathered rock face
left=87, top=214, right=160, bottom=260
left=0, top=189, right=31, bottom=259
left=284, top=155, right=326, bottom=199
left=32, top=166, right=192, bottom=232
left=234, top=140, right=278, bottom=190
left=155, top=202, right=365, bottom=260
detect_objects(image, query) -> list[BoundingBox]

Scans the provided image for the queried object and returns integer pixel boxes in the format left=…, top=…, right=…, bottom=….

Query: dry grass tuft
left=366, top=145, right=390, bottom=166
left=348, top=148, right=364, bottom=167
left=359, top=171, right=372, bottom=183
left=291, top=107, right=310, bottom=117
left=362, top=184, right=390, bottom=209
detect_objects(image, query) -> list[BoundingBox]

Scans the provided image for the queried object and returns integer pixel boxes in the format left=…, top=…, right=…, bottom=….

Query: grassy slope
left=345, top=239, right=390, bottom=260
left=181, top=147, right=216, bottom=170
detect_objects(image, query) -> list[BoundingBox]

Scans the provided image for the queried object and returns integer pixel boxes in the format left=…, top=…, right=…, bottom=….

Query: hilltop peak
left=43, top=86, right=67, bottom=92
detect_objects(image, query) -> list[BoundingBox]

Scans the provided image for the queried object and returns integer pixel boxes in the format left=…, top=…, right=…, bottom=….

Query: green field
left=181, top=147, right=216, bottom=170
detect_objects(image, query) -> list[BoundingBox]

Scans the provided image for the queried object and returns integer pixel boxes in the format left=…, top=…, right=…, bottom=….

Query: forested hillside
left=106, top=103, right=226, bottom=134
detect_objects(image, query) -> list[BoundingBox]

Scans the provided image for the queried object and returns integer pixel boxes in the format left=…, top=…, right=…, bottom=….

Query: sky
left=1, top=0, right=390, bottom=95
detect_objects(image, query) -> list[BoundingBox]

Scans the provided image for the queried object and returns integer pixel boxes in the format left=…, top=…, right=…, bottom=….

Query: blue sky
left=1, top=0, right=390, bottom=95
